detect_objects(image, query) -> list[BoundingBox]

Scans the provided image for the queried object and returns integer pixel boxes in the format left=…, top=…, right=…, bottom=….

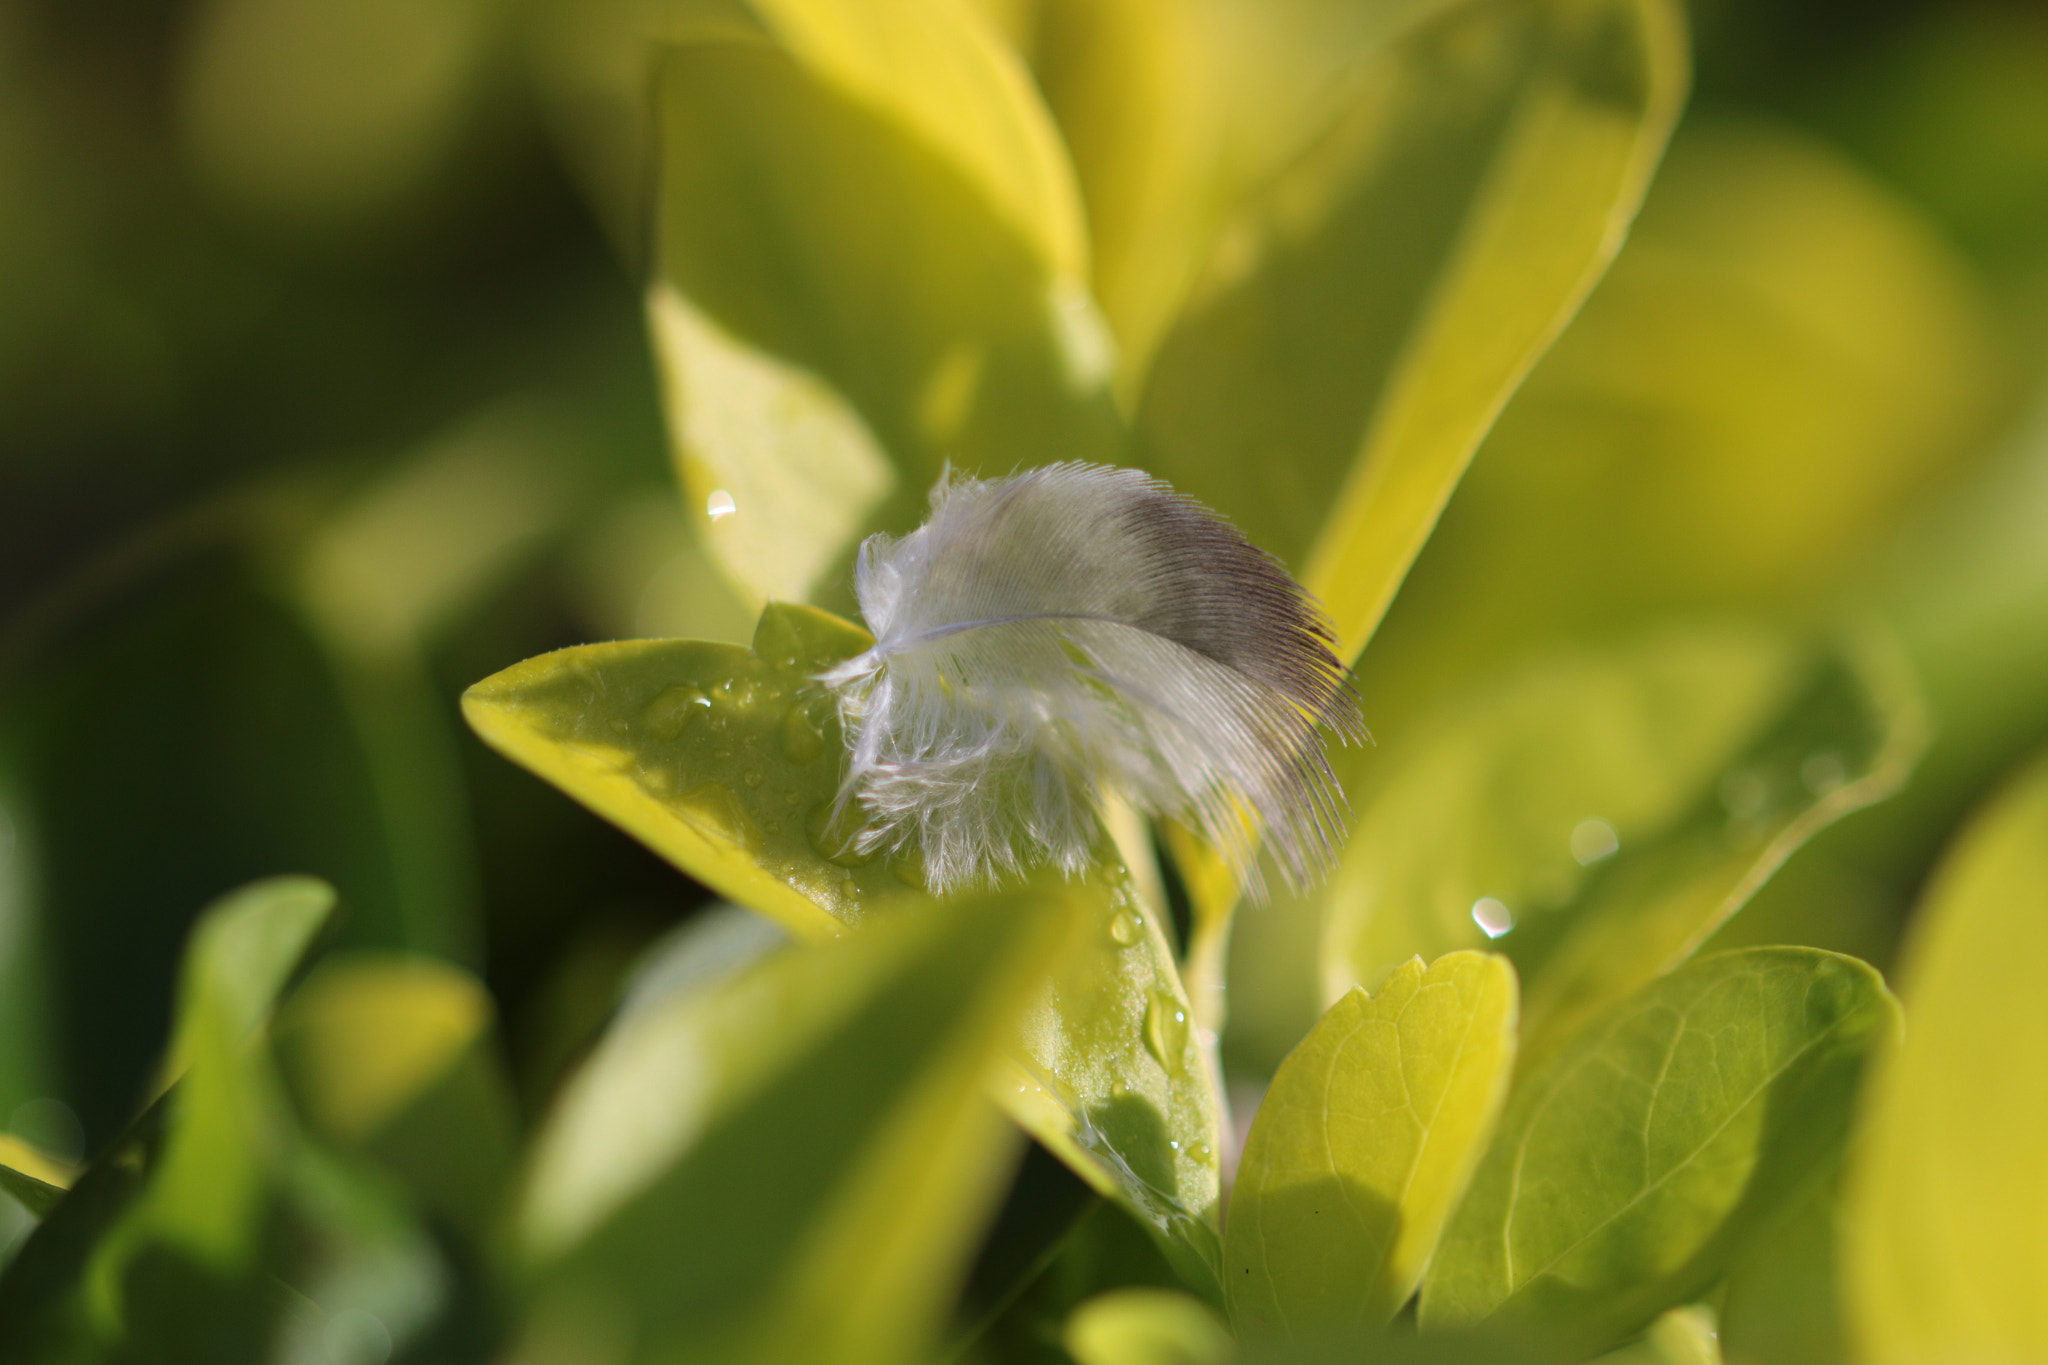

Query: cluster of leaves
left=4, top=0, right=2048, bottom=1363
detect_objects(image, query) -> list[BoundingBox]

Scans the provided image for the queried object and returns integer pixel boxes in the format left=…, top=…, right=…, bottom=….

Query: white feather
left=819, top=463, right=1364, bottom=896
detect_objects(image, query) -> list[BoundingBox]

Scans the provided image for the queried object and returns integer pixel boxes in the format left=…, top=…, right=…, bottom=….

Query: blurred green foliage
left=2, top=0, right=2046, bottom=1362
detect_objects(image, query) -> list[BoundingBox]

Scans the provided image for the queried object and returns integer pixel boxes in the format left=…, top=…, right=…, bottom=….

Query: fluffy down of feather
left=819, top=463, right=1365, bottom=897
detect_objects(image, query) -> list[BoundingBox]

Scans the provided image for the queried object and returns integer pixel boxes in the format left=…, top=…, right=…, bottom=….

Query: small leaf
left=1842, top=749, right=2048, bottom=1365
left=1420, top=947, right=1897, bottom=1355
left=519, top=881, right=1085, bottom=1365
left=1065, top=1287, right=1233, bottom=1365
left=1321, top=624, right=1924, bottom=1066
left=272, top=953, right=518, bottom=1243
left=1226, top=952, right=1516, bottom=1336
left=466, top=604, right=1226, bottom=1287
left=1592, top=1306, right=1723, bottom=1365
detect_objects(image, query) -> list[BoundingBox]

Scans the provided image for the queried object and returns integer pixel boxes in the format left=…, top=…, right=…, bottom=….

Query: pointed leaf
left=1226, top=952, right=1516, bottom=1335
left=1842, top=750, right=2048, bottom=1365
left=1420, top=947, right=1897, bottom=1355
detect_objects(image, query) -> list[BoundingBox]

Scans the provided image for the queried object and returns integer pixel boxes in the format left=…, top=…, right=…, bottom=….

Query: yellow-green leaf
left=519, top=882, right=1081, bottom=1365
left=1226, top=952, right=1515, bottom=1336
left=1842, top=749, right=2048, bottom=1365
left=1421, top=948, right=1897, bottom=1355
left=1065, top=1287, right=1234, bottom=1365
left=1137, top=0, right=1688, bottom=664
left=1320, top=624, right=1924, bottom=1068
left=463, top=603, right=1225, bottom=1289
left=647, top=0, right=1122, bottom=609
left=272, top=953, right=518, bottom=1242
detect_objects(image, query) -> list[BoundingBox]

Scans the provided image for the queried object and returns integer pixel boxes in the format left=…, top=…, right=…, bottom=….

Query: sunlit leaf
left=1842, top=749, right=2048, bottom=1365
left=1321, top=624, right=1924, bottom=1066
left=518, top=882, right=1083, bottom=1365
left=1420, top=947, right=1896, bottom=1355
left=272, top=953, right=518, bottom=1242
left=1064, top=1287, right=1233, bottom=1365
left=1138, top=0, right=1688, bottom=664
left=1591, top=1306, right=1722, bottom=1365
left=646, top=0, right=1122, bottom=608
left=1226, top=952, right=1516, bottom=1335
left=464, top=603, right=1225, bottom=1291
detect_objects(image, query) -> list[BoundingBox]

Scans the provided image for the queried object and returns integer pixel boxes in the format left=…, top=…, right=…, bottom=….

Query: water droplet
left=609, top=719, right=630, bottom=735
left=1143, top=992, right=1190, bottom=1072
left=642, top=686, right=712, bottom=741
left=742, top=769, right=764, bottom=789
left=1802, top=750, right=1846, bottom=796
left=1168, top=1138, right=1181, bottom=1152
left=1108, top=907, right=1145, bottom=947
left=1192, top=1143, right=1214, bottom=1164
left=807, top=802, right=875, bottom=868
left=780, top=701, right=827, bottom=764
left=707, top=489, right=736, bottom=521
left=1570, top=816, right=1619, bottom=866
left=891, top=856, right=930, bottom=891
left=680, top=783, right=758, bottom=851
left=713, top=749, right=731, bottom=764
left=1472, top=897, right=1515, bottom=939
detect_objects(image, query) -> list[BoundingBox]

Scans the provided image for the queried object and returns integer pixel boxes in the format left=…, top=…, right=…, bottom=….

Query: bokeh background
left=2, top=0, right=2046, bottom=1227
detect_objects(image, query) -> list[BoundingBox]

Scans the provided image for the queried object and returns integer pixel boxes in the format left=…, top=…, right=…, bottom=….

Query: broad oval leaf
left=1226, top=951, right=1516, bottom=1336
left=1419, top=947, right=1897, bottom=1354
left=519, top=882, right=1082, bottom=1365
left=1321, top=623, right=1924, bottom=1066
left=463, top=603, right=1225, bottom=1290
left=1842, top=749, right=2048, bottom=1365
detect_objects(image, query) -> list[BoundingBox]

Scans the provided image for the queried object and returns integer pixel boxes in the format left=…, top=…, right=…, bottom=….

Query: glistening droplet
left=1143, top=992, right=1190, bottom=1073
left=1472, top=897, right=1514, bottom=939
left=642, top=686, right=712, bottom=742
left=781, top=701, right=827, bottom=764
left=1108, top=908, right=1144, bottom=947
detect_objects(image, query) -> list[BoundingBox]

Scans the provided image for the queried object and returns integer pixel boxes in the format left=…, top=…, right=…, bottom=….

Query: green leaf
left=1137, top=0, right=1688, bottom=664
left=517, top=881, right=1085, bottom=1365
left=0, top=878, right=335, bottom=1357
left=465, top=604, right=1226, bottom=1289
left=647, top=0, right=1122, bottom=608
left=1321, top=624, right=1925, bottom=1067
left=1226, top=952, right=1516, bottom=1336
left=1420, top=947, right=1897, bottom=1354
left=462, top=603, right=885, bottom=939
left=119, top=876, right=336, bottom=1269
left=1841, top=749, right=2048, bottom=1365
left=272, top=953, right=518, bottom=1244
left=1064, top=1288, right=1233, bottom=1365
